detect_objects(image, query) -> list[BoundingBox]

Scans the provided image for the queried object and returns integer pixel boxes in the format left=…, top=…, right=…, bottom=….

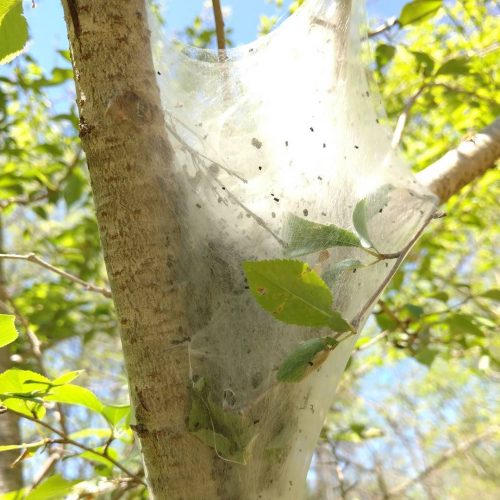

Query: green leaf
left=0, top=369, right=51, bottom=418
left=45, top=384, right=104, bottom=413
left=436, top=57, right=470, bottom=75
left=51, top=370, right=84, bottom=385
left=411, top=51, right=435, bottom=76
left=376, top=313, right=399, bottom=331
left=480, top=289, right=500, bottom=302
left=68, top=428, right=113, bottom=441
left=403, top=304, right=424, bottom=319
left=188, top=378, right=254, bottom=462
left=283, top=214, right=361, bottom=257
left=375, top=44, right=396, bottom=69
left=446, top=313, right=483, bottom=337
left=277, top=337, right=337, bottom=383
left=0, top=314, right=18, bottom=348
left=428, top=291, right=449, bottom=302
left=25, top=474, right=79, bottom=500
left=63, top=169, right=85, bottom=207
left=0, top=0, right=29, bottom=65
left=101, top=404, right=131, bottom=426
left=323, top=259, right=363, bottom=286
left=415, top=347, right=438, bottom=367
left=80, top=446, right=119, bottom=471
left=399, top=1, right=442, bottom=26
left=352, top=184, right=393, bottom=249
left=192, top=429, right=234, bottom=459
left=243, top=260, right=352, bottom=331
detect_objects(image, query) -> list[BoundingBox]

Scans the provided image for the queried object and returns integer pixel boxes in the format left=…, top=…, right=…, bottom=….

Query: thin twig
left=352, top=329, right=389, bottom=354
left=211, top=0, right=226, bottom=52
left=6, top=409, right=145, bottom=485
left=368, top=17, right=399, bottom=38
left=387, top=427, right=498, bottom=497
left=29, top=450, right=64, bottom=490
left=0, top=297, right=43, bottom=360
left=391, top=83, right=427, bottom=148
left=353, top=208, right=438, bottom=328
left=0, top=253, right=112, bottom=298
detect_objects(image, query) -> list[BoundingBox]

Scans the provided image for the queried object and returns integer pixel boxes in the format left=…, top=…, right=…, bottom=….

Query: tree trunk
left=60, top=1, right=218, bottom=498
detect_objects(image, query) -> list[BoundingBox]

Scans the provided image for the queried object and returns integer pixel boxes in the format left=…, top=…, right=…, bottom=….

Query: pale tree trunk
left=60, top=1, right=219, bottom=498
left=60, top=1, right=499, bottom=499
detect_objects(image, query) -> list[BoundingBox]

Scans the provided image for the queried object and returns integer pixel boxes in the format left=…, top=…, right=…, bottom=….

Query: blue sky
left=22, top=0, right=406, bottom=70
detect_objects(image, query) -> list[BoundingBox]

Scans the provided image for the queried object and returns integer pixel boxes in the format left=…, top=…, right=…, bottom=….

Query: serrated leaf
left=277, top=337, right=337, bottom=383
left=45, top=384, right=104, bottom=413
left=243, top=260, right=352, bottom=331
left=0, top=1, right=29, bottom=65
left=399, top=0, right=442, bottom=27
left=436, top=57, right=470, bottom=76
left=352, top=184, right=394, bottom=249
left=283, top=214, right=361, bottom=258
left=0, top=314, right=18, bottom=348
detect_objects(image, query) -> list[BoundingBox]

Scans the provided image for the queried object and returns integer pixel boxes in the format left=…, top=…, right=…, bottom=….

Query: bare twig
left=353, top=208, right=438, bottom=328
left=5, top=409, right=145, bottom=486
left=0, top=253, right=111, bottom=298
left=0, top=297, right=43, bottom=360
left=388, top=428, right=498, bottom=497
left=211, top=0, right=226, bottom=51
left=29, top=450, right=64, bottom=490
left=391, top=84, right=427, bottom=148
left=353, top=329, right=389, bottom=354
left=368, top=16, right=399, bottom=38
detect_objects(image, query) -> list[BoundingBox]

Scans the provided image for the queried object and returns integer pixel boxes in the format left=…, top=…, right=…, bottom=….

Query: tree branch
left=5, top=409, right=145, bottom=486
left=368, top=17, right=399, bottom=38
left=391, top=84, right=427, bottom=148
left=417, top=117, right=500, bottom=203
left=0, top=253, right=111, bottom=298
left=211, top=0, right=226, bottom=51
